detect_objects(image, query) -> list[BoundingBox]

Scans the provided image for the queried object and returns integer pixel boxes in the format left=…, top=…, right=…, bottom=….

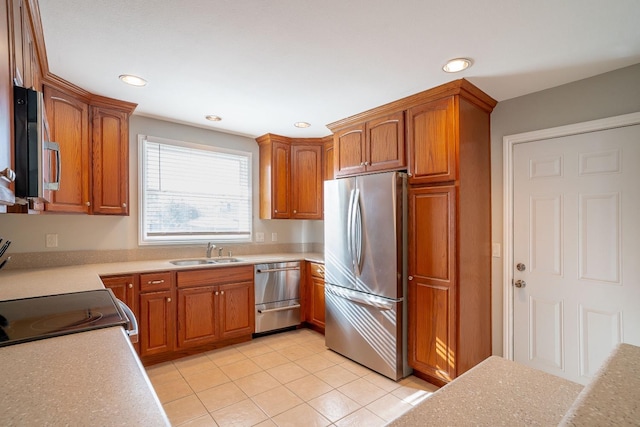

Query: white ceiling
left=38, top=0, right=640, bottom=139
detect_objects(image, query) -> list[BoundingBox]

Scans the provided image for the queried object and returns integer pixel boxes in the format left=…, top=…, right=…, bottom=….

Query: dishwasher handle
left=257, top=303, right=301, bottom=314
left=255, top=267, right=300, bottom=273
left=117, top=299, right=139, bottom=343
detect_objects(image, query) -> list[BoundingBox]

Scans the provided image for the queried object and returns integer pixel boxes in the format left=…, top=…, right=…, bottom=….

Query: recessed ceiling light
left=294, top=122, right=311, bottom=128
left=442, top=58, right=473, bottom=73
left=118, top=74, right=147, bottom=86
left=205, top=115, right=222, bottom=122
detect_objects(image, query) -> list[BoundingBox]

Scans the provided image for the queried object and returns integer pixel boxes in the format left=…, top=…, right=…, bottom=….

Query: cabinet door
left=9, top=0, right=24, bottom=86
left=91, top=106, right=129, bottom=215
left=218, top=281, right=254, bottom=339
left=310, top=276, right=325, bottom=329
left=271, top=140, right=290, bottom=218
left=323, top=138, right=334, bottom=181
left=177, top=285, right=218, bottom=348
left=334, top=124, right=365, bottom=177
left=140, top=290, right=175, bottom=357
left=408, top=185, right=457, bottom=383
left=291, top=143, right=322, bottom=219
left=407, top=96, right=457, bottom=184
left=101, top=274, right=137, bottom=316
left=43, top=85, right=90, bottom=213
left=366, top=111, right=405, bottom=173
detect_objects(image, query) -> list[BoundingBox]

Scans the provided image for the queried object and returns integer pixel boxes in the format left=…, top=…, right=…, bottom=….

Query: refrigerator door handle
left=346, top=188, right=355, bottom=271
left=353, top=188, right=363, bottom=275
left=326, top=285, right=396, bottom=311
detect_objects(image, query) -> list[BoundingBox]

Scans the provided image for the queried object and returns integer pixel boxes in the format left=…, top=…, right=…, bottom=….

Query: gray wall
left=0, top=116, right=323, bottom=253
left=489, top=63, right=640, bottom=355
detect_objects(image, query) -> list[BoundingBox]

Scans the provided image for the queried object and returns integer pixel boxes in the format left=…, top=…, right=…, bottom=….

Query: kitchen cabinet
left=42, top=82, right=134, bottom=214
left=323, top=136, right=334, bottom=180
left=257, top=133, right=325, bottom=220
left=305, top=261, right=325, bottom=333
left=101, top=274, right=139, bottom=351
left=406, top=96, right=456, bottom=184
left=176, top=265, right=254, bottom=349
left=139, top=271, right=175, bottom=358
left=407, top=83, right=495, bottom=386
left=330, top=111, right=405, bottom=178
left=43, top=84, right=91, bottom=213
left=91, top=105, right=129, bottom=215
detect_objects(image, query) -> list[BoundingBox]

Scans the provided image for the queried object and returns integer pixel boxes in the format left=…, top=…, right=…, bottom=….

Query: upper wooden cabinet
left=42, top=82, right=134, bottom=215
left=323, top=136, right=334, bottom=181
left=330, top=111, right=405, bottom=178
left=91, top=105, right=129, bottom=215
left=43, top=85, right=91, bottom=213
left=257, top=133, right=325, bottom=220
left=407, top=97, right=456, bottom=184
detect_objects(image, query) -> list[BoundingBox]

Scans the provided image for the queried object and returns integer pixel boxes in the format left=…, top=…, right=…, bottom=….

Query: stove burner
left=30, top=310, right=105, bottom=332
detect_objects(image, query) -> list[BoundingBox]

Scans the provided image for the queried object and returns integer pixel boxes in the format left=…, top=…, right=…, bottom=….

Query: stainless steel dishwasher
left=254, top=261, right=301, bottom=334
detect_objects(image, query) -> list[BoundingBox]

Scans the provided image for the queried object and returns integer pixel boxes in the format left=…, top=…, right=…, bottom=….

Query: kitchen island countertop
left=0, top=251, right=322, bottom=425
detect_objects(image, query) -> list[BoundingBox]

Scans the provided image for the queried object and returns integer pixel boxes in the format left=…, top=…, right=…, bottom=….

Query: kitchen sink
left=169, top=258, right=240, bottom=266
left=170, top=259, right=219, bottom=266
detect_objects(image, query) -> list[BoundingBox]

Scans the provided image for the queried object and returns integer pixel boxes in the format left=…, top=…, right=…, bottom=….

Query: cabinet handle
left=364, top=161, right=370, bottom=166
left=148, top=279, right=165, bottom=285
left=221, top=291, right=224, bottom=295
left=293, top=210, right=297, bottom=214
left=274, top=209, right=278, bottom=213
left=408, top=276, right=413, bottom=281
left=360, top=162, right=364, bottom=166
left=166, top=297, right=172, bottom=303
left=122, top=202, right=127, bottom=208
left=215, top=291, right=219, bottom=296
left=317, top=268, right=325, bottom=275
left=85, top=201, right=91, bottom=207
left=128, top=283, right=133, bottom=289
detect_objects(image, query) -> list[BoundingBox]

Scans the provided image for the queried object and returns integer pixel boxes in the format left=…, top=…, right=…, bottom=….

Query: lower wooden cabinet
left=176, top=266, right=254, bottom=350
left=305, top=262, right=325, bottom=333
left=99, top=265, right=260, bottom=365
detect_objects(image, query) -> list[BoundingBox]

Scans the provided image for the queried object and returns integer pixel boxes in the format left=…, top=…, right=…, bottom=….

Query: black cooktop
left=0, top=289, right=128, bottom=347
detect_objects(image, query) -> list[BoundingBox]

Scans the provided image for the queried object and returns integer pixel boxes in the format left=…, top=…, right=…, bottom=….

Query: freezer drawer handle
left=257, top=303, right=301, bottom=314
left=256, top=267, right=300, bottom=273
left=326, top=286, right=395, bottom=310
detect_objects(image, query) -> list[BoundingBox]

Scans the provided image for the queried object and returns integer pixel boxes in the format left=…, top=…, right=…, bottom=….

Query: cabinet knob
left=360, top=162, right=364, bottom=166
left=215, top=291, right=219, bottom=296
left=122, top=203, right=127, bottom=208
left=408, top=276, right=413, bottom=281
left=293, top=210, right=297, bottom=214
left=85, top=201, right=91, bottom=206
left=166, top=297, right=172, bottom=303
left=128, top=283, right=133, bottom=289
left=364, top=161, right=370, bottom=166
left=221, top=291, right=224, bottom=295
left=274, top=209, right=278, bottom=213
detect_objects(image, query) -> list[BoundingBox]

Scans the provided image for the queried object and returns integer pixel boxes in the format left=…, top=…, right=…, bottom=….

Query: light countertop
left=387, top=356, right=584, bottom=427
left=0, top=251, right=323, bottom=425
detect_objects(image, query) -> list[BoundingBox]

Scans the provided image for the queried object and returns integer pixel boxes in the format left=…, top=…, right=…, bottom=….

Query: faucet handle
left=218, top=247, right=224, bottom=257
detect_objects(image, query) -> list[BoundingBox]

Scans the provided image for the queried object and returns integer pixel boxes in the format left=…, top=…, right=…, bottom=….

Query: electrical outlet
left=271, top=232, right=278, bottom=242
left=46, top=234, right=58, bottom=248
left=256, top=232, right=265, bottom=242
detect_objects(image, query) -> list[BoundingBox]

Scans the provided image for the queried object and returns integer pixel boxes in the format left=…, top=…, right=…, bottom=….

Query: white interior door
left=511, top=123, right=640, bottom=384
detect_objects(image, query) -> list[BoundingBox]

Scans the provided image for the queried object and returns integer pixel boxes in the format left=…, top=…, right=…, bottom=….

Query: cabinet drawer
left=309, top=262, right=325, bottom=279
left=177, top=265, right=254, bottom=288
left=140, top=271, right=173, bottom=292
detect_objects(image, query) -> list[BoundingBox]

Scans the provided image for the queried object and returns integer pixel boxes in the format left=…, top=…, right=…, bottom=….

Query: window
left=139, top=135, right=252, bottom=244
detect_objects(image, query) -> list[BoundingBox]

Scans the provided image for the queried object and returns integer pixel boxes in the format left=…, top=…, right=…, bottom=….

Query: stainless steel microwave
left=13, top=86, right=60, bottom=203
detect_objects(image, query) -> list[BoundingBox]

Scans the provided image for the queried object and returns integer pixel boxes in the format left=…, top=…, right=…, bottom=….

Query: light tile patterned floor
left=146, top=328, right=438, bottom=426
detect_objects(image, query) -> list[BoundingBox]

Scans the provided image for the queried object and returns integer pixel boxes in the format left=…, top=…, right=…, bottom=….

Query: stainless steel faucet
left=206, top=242, right=216, bottom=258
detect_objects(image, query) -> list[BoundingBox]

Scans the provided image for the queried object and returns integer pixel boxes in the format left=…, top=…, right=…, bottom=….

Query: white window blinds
left=139, top=136, right=252, bottom=244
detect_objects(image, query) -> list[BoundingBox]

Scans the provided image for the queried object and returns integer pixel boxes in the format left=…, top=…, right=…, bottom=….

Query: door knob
left=514, top=280, right=526, bottom=288
left=516, top=263, right=526, bottom=272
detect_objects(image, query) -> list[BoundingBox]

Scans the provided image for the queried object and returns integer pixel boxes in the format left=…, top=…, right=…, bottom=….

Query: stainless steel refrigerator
left=324, top=171, right=411, bottom=381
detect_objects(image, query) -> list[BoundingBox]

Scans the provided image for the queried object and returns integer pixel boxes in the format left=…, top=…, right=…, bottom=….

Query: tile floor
left=146, top=328, right=439, bottom=426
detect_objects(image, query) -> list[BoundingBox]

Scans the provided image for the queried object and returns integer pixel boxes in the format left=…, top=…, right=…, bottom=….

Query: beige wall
left=489, top=63, right=640, bottom=355
left=0, top=116, right=323, bottom=254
